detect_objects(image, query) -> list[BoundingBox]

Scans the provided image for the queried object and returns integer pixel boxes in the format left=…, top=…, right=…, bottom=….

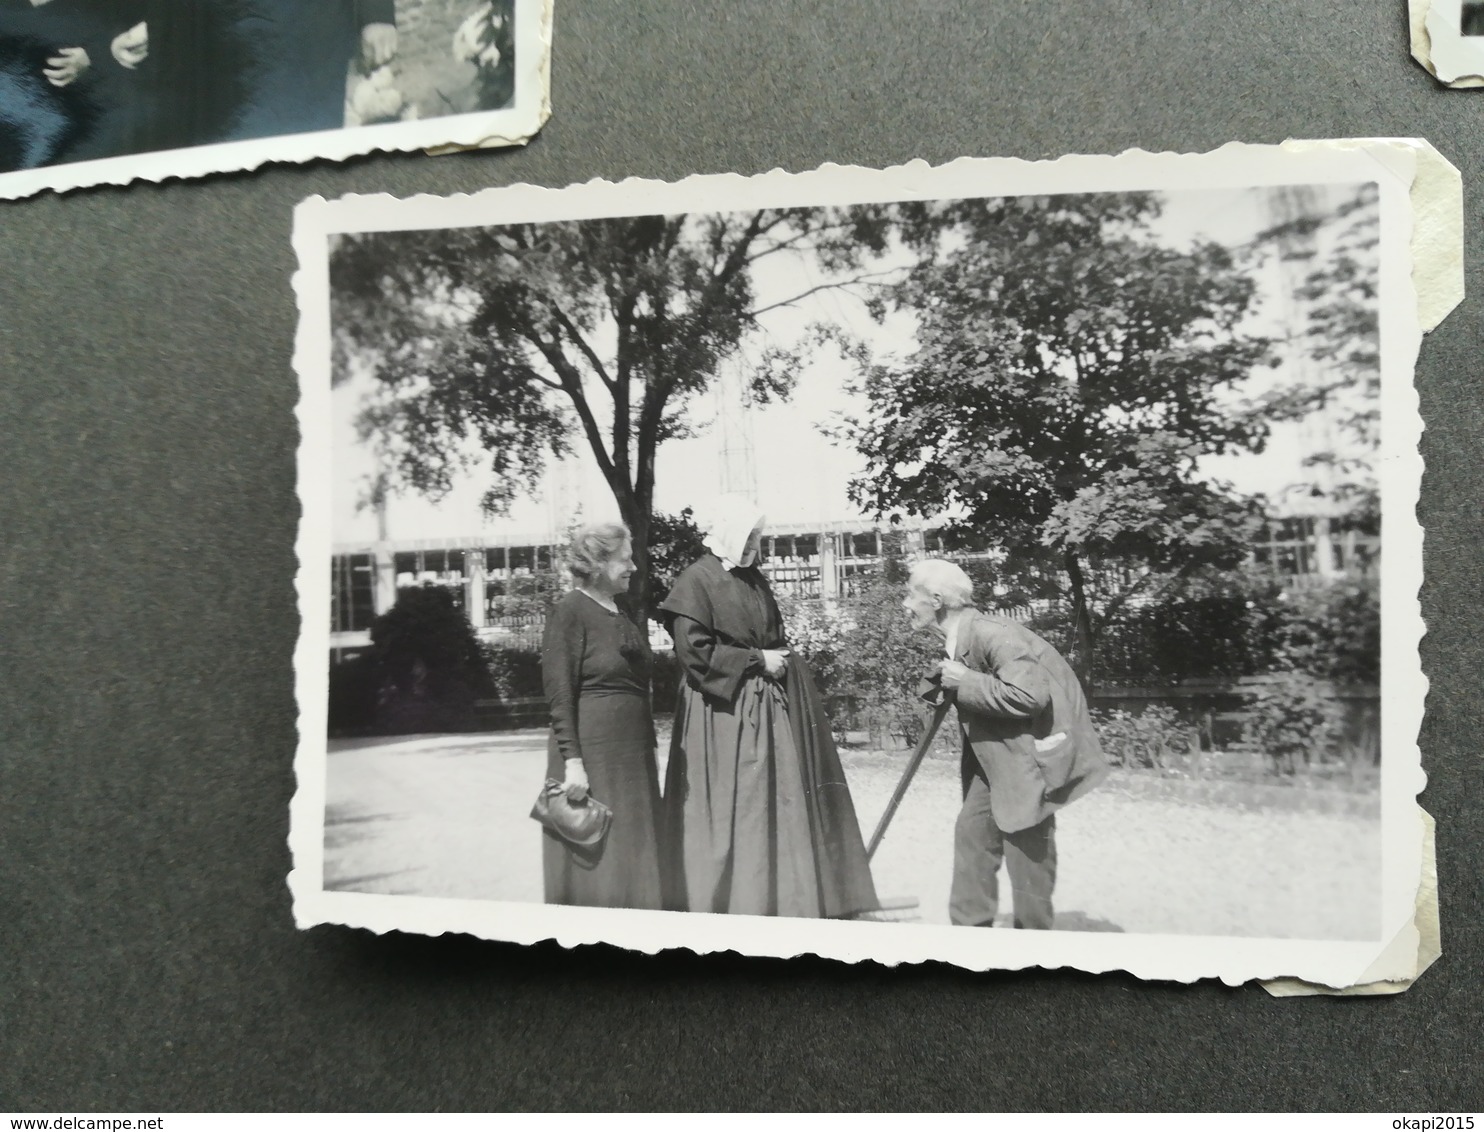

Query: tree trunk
left=627, top=506, right=652, bottom=632
left=1063, top=549, right=1096, bottom=689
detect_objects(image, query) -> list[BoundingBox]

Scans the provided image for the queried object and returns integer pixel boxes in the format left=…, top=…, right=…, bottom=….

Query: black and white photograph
left=289, top=146, right=1426, bottom=985
left=0, top=0, right=548, bottom=199
left=1416, top=0, right=1484, bottom=81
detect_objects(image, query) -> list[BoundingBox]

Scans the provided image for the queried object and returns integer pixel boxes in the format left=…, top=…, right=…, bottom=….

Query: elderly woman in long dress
left=660, top=495, right=878, bottom=919
left=540, top=522, right=664, bottom=910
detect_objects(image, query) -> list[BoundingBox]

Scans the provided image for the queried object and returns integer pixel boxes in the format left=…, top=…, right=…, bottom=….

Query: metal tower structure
left=714, top=355, right=759, bottom=499
left=1264, top=184, right=1338, bottom=503
left=542, top=453, right=583, bottom=545
left=1263, top=183, right=1343, bottom=576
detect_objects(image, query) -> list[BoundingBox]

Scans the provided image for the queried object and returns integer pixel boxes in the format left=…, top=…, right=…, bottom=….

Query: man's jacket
left=922, top=609, right=1108, bottom=832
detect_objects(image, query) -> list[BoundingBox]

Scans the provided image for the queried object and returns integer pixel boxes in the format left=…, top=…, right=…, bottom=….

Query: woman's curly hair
left=565, top=522, right=631, bottom=585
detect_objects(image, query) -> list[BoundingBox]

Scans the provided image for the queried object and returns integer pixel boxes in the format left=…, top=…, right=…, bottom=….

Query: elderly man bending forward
left=904, top=559, right=1109, bottom=929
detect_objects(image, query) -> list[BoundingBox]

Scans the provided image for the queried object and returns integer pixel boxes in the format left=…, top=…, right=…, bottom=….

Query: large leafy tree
left=330, top=209, right=890, bottom=626
left=840, top=192, right=1279, bottom=680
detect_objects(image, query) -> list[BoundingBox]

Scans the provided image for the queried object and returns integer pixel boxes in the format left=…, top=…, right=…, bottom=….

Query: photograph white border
left=0, top=0, right=552, bottom=201
left=289, top=142, right=1434, bottom=988
left=1413, top=0, right=1484, bottom=85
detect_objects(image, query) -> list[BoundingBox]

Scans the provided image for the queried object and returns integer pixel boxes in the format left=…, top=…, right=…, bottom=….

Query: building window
left=331, top=554, right=376, bottom=634
left=839, top=562, right=872, bottom=596
left=1247, top=515, right=1383, bottom=580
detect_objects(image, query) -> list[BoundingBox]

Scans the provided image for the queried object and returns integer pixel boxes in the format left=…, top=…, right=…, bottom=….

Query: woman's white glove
left=760, top=649, right=790, bottom=679
left=562, top=758, right=590, bottom=802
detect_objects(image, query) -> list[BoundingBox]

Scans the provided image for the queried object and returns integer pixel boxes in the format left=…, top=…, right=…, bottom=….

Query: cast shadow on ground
left=856, top=904, right=1123, bottom=931
left=324, top=805, right=404, bottom=830
left=323, top=807, right=409, bottom=853
left=327, top=733, right=540, bottom=756
left=1052, top=910, right=1125, bottom=932
left=325, top=867, right=428, bottom=893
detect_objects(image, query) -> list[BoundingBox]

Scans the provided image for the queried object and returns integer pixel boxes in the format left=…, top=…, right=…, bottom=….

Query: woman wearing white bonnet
left=697, top=492, right=766, bottom=569
left=658, top=493, right=878, bottom=918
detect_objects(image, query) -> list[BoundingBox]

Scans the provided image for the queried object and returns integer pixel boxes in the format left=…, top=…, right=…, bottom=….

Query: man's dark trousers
left=950, top=751, right=1057, bottom=929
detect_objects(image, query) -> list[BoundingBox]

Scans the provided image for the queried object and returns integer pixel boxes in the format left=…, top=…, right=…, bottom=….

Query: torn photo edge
left=0, top=0, right=552, bottom=202
left=1411, top=0, right=1484, bottom=86
left=288, top=140, right=1449, bottom=989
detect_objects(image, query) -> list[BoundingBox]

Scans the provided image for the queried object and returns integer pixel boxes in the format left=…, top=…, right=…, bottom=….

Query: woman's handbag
left=530, top=779, right=613, bottom=848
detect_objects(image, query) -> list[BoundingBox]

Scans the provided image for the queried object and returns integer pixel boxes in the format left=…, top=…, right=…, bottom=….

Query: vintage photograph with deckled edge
left=289, top=146, right=1427, bottom=986
left=0, top=0, right=550, bottom=200
left=1413, top=0, right=1484, bottom=84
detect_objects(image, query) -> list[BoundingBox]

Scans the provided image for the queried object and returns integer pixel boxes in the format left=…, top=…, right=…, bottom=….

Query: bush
left=832, top=549, right=944, bottom=750
left=776, top=593, right=846, bottom=702
left=322, top=585, right=498, bottom=735
left=484, top=572, right=562, bottom=620
left=327, top=653, right=378, bottom=735
left=1094, top=590, right=1281, bottom=686
left=1079, top=571, right=1379, bottom=689
left=1092, top=705, right=1196, bottom=770
left=782, top=537, right=1083, bottom=750
left=1242, top=674, right=1344, bottom=775
left=646, top=509, right=711, bottom=623
left=1270, top=579, right=1380, bottom=685
left=481, top=645, right=544, bottom=701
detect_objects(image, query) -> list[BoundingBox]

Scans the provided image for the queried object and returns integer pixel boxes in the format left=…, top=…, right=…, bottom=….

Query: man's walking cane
left=865, top=699, right=953, bottom=860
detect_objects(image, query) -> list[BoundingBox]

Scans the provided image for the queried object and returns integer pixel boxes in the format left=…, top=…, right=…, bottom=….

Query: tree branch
left=528, top=370, right=565, bottom=393
left=524, top=326, right=621, bottom=492
left=746, top=270, right=897, bottom=320
left=740, top=221, right=851, bottom=266
left=543, top=300, right=618, bottom=395
left=700, top=212, right=770, bottom=289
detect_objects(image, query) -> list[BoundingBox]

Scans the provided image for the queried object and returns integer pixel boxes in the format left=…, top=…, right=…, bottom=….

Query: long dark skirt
left=664, top=661, right=879, bottom=919
left=543, top=691, right=664, bottom=911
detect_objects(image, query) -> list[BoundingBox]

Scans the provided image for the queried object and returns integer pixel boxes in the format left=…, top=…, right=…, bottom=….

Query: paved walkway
left=323, top=730, right=1381, bottom=939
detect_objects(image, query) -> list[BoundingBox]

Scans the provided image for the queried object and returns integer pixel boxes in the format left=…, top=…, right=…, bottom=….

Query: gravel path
left=322, top=730, right=1380, bottom=940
